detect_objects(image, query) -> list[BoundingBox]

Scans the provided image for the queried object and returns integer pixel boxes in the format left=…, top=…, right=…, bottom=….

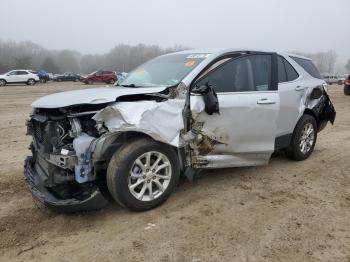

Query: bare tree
left=0, top=39, right=188, bottom=74
left=294, top=50, right=337, bottom=74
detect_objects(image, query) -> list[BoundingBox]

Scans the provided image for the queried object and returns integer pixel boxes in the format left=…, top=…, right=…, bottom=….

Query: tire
left=286, top=115, right=317, bottom=161
left=87, top=80, right=93, bottom=85
left=74, top=78, right=79, bottom=82
left=107, top=138, right=180, bottom=211
left=338, top=80, right=343, bottom=85
left=108, top=79, right=115, bottom=84
left=0, top=79, right=6, bottom=86
left=58, top=78, right=62, bottom=82
left=344, top=86, right=350, bottom=95
left=27, top=79, right=35, bottom=86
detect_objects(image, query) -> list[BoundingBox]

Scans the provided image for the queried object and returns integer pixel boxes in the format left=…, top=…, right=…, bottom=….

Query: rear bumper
left=24, top=156, right=109, bottom=213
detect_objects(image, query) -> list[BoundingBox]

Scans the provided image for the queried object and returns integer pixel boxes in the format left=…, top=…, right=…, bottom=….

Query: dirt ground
left=0, top=82, right=349, bottom=262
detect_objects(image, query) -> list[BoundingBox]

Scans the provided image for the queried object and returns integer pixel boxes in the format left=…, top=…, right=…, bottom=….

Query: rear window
left=291, top=56, right=322, bottom=79
left=277, top=56, right=299, bottom=83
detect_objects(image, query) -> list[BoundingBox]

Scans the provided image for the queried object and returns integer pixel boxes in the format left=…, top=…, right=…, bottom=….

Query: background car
left=53, top=72, right=80, bottom=82
left=0, top=70, right=39, bottom=86
left=323, top=75, right=346, bottom=85
left=80, top=70, right=117, bottom=84
left=344, top=75, right=350, bottom=95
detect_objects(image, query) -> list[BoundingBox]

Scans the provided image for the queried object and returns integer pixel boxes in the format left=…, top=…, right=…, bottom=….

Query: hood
left=31, top=86, right=168, bottom=108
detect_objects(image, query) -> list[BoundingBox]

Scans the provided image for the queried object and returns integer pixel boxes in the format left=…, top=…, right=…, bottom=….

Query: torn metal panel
left=93, top=99, right=186, bottom=147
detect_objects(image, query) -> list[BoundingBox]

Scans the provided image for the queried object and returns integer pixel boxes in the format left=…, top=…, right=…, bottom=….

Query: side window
left=18, top=71, right=28, bottom=75
left=9, top=71, right=18, bottom=75
left=284, top=59, right=299, bottom=81
left=196, top=55, right=272, bottom=92
left=249, top=55, right=271, bottom=91
left=278, top=56, right=298, bottom=82
left=291, top=56, right=322, bottom=79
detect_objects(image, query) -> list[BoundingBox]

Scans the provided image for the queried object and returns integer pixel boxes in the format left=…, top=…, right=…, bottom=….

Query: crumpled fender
left=93, top=99, right=186, bottom=147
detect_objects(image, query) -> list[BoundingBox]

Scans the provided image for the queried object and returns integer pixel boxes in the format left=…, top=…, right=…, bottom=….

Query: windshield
left=119, top=53, right=210, bottom=87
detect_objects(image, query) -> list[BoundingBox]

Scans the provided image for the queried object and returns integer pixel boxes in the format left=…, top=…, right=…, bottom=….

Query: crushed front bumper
left=24, top=156, right=109, bottom=213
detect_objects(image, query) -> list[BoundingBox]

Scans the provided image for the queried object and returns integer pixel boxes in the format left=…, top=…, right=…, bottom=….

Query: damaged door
left=190, top=53, right=280, bottom=168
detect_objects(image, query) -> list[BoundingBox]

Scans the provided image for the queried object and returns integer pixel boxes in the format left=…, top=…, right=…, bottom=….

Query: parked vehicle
left=31, top=70, right=50, bottom=83
left=323, top=75, right=345, bottom=85
left=344, top=75, right=350, bottom=95
left=116, top=72, right=128, bottom=82
left=80, top=70, right=117, bottom=84
left=24, top=49, right=336, bottom=212
left=0, top=70, right=39, bottom=86
left=53, top=72, right=80, bottom=82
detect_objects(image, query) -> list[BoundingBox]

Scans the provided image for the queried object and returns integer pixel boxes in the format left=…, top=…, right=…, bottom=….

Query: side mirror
left=310, top=87, right=323, bottom=100
left=191, top=82, right=219, bottom=115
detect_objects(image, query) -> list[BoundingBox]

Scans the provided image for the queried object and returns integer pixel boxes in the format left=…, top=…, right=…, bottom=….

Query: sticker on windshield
left=184, top=60, right=196, bottom=67
left=186, top=54, right=211, bottom=59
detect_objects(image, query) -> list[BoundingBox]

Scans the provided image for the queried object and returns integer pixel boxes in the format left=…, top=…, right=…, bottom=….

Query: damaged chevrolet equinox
left=25, top=49, right=336, bottom=212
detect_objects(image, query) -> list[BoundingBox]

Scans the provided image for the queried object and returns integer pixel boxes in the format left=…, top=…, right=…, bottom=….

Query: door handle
left=257, top=98, right=276, bottom=105
left=295, top=85, right=306, bottom=91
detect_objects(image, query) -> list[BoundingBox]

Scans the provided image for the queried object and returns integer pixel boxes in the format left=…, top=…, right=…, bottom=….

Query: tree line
left=0, top=39, right=348, bottom=75
left=0, top=40, right=186, bottom=74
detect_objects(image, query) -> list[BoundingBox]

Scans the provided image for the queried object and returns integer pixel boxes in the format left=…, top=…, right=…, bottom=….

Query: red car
left=80, top=70, right=117, bottom=84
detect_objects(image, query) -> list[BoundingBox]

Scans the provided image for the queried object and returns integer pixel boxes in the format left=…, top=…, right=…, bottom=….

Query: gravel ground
left=0, top=82, right=349, bottom=262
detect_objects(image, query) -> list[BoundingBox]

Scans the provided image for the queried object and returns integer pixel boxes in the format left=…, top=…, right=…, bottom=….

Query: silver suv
left=24, top=49, right=336, bottom=212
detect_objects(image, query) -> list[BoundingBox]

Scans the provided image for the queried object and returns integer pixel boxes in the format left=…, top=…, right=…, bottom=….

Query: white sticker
left=61, top=149, right=69, bottom=155
left=186, top=54, right=211, bottom=59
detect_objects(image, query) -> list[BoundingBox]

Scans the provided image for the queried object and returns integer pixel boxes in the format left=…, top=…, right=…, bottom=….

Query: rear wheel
left=58, top=78, right=62, bottom=82
left=286, top=115, right=317, bottom=161
left=107, top=138, right=180, bottom=211
left=87, top=80, right=93, bottom=85
left=108, top=79, right=115, bottom=84
left=27, top=79, right=35, bottom=86
left=0, top=79, right=6, bottom=86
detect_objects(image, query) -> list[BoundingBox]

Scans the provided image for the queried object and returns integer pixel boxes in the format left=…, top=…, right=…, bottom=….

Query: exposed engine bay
left=25, top=104, right=110, bottom=211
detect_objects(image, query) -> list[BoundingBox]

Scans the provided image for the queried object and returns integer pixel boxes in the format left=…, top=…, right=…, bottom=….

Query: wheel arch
left=303, top=108, right=326, bottom=132
left=93, top=130, right=179, bottom=164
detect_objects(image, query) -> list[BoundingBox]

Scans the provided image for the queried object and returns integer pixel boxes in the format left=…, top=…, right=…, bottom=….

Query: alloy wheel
left=299, top=123, right=315, bottom=154
left=128, top=151, right=172, bottom=201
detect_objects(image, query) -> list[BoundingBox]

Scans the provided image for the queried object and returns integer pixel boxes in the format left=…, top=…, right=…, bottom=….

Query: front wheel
left=286, top=115, right=317, bottom=161
left=0, top=79, right=6, bottom=86
left=107, top=138, right=180, bottom=211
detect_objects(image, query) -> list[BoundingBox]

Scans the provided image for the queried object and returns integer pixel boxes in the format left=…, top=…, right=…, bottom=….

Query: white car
left=0, top=70, right=39, bottom=86
left=24, top=49, right=336, bottom=212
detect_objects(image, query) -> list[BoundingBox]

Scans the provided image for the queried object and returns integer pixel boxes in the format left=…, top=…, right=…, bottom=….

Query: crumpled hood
left=31, top=86, right=168, bottom=108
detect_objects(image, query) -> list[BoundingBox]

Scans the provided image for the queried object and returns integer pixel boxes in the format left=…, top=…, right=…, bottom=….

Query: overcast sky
left=0, top=0, right=349, bottom=62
